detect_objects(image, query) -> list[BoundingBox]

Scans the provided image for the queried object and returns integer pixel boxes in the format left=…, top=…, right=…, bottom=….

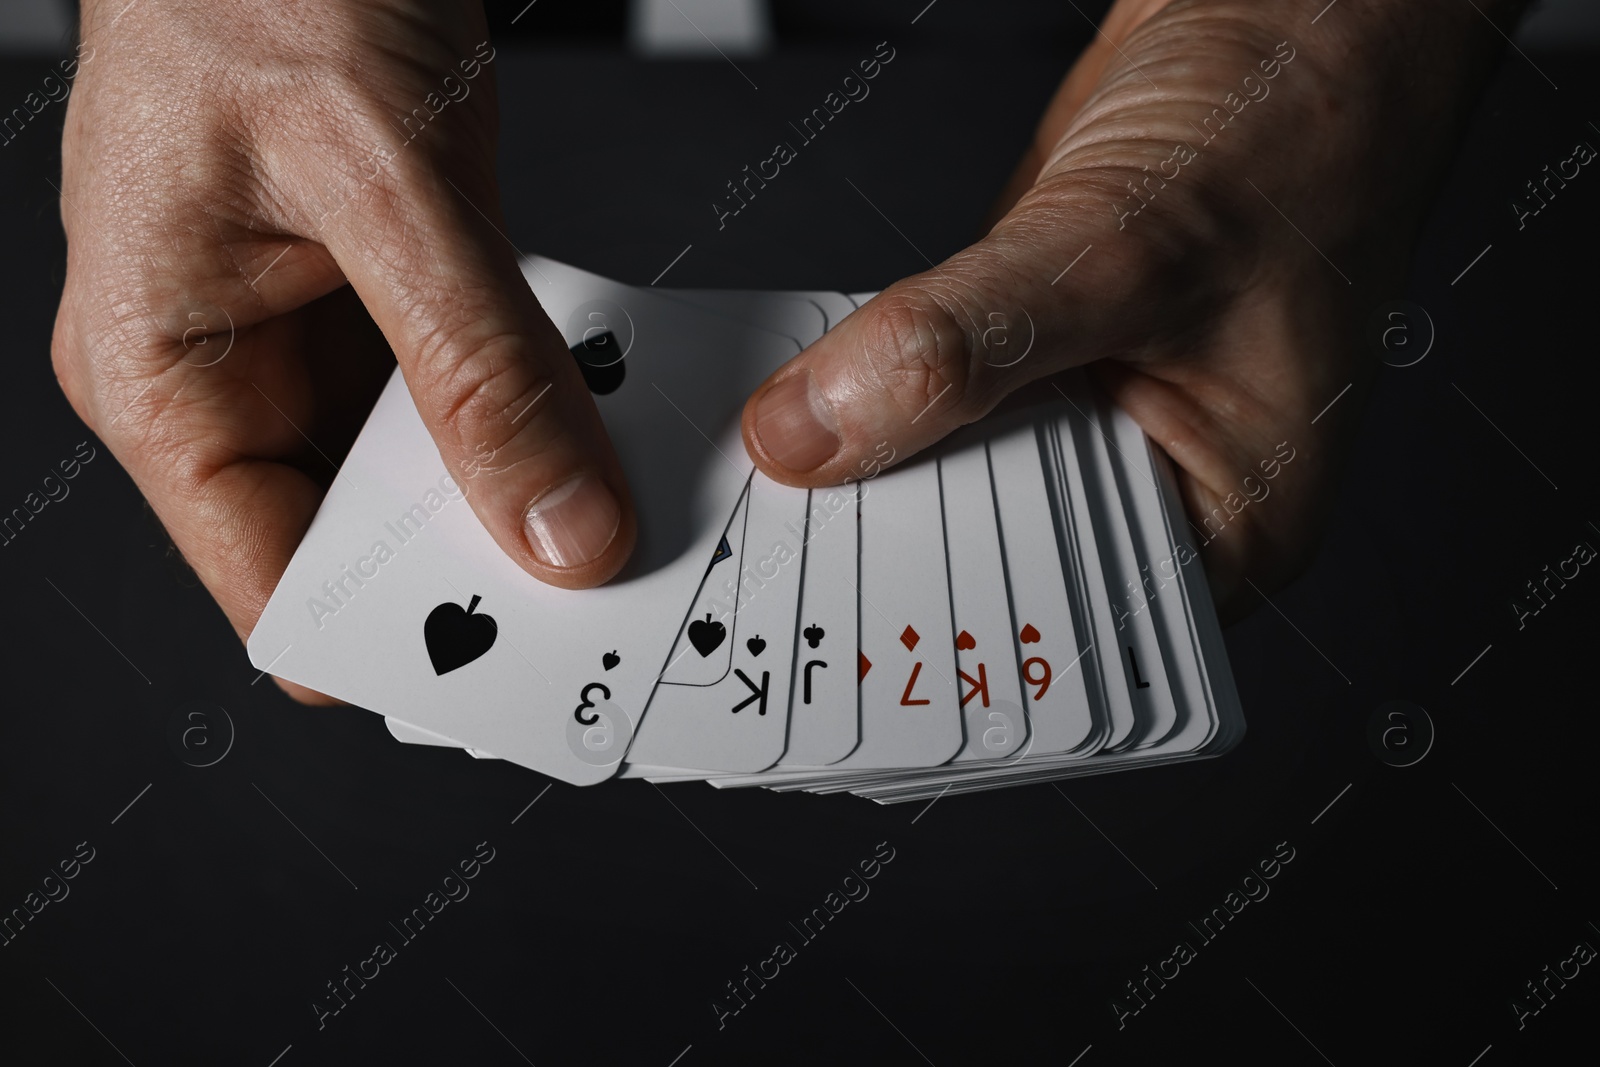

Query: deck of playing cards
left=247, top=256, right=1243, bottom=803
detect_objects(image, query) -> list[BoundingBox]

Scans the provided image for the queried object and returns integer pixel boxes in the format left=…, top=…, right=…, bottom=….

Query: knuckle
left=418, top=324, right=559, bottom=460
left=51, top=295, right=158, bottom=434
left=162, top=445, right=220, bottom=503
left=249, top=53, right=495, bottom=226
left=857, top=293, right=981, bottom=427
left=49, top=313, right=86, bottom=417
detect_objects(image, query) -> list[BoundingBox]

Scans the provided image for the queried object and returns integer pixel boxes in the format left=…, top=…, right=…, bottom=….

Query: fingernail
left=523, top=474, right=621, bottom=569
left=753, top=371, right=840, bottom=472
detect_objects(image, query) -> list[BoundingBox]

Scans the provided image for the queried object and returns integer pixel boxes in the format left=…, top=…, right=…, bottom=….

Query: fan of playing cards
left=248, top=255, right=1243, bottom=803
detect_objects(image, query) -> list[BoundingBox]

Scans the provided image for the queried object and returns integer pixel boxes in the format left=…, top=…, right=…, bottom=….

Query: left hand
left=740, top=0, right=1518, bottom=621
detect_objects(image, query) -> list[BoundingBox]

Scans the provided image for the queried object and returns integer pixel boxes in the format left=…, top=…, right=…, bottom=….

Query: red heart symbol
left=955, top=630, right=976, bottom=651
left=1019, top=624, right=1041, bottom=644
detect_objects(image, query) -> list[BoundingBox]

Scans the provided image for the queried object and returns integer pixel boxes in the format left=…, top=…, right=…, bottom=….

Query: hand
left=52, top=0, right=636, bottom=700
left=740, top=0, right=1518, bottom=621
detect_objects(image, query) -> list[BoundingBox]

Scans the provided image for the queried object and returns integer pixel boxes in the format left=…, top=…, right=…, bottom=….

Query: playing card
left=1045, top=388, right=1139, bottom=751
left=249, top=261, right=805, bottom=785
left=807, top=292, right=860, bottom=331
left=628, top=288, right=860, bottom=774
left=655, top=483, right=755, bottom=687
left=619, top=472, right=809, bottom=773
left=1103, top=400, right=1216, bottom=752
left=660, top=288, right=862, bottom=765
left=830, top=451, right=963, bottom=770
left=668, top=290, right=826, bottom=349
left=986, top=416, right=1099, bottom=757
left=938, top=439, right=1028, bottom=762
left=778, top=482, right=862, bottom=765
left=385, top=717, right=473, bottom=748
left=1076, top=389, right=1180, bottom=749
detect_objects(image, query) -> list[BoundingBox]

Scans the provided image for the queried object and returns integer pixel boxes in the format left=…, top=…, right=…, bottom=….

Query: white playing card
left=668, top=290, right=826, bottom=349
left=807, top=292, right=860, bottom=331
left=625, top=476, right=863, bottom=778
left=385, top=717, right=472, bottom=748
left=631, top=289, right=861, bottom=774
left=1077, top=389, right=1180, bottom=749
left=777, top=483, right=861, bottom=765
left=249, top=261, right=804, bottom=785
left=655, top=481, right=755, bottom=687
left=1046, top=389, right=1138, bottom=751
left=937, top=441, right=1028, bottom=762
left=1143, top=425, right=1245, bottom=754
left=619, top=472, right=808, bottom=773
left=829, top=452, right=963, bottom=770
left=650, top=289, right=864, bottom=772
left=986, top=416, right=1098, bottom=756
left=1103, top=400, right=1215, bottom=752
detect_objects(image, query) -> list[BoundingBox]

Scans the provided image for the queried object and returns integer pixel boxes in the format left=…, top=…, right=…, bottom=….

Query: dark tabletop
left=0, top=9, right=1596, bottom=1066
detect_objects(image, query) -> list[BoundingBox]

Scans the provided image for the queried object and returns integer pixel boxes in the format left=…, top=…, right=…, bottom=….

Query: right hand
left=52, top=0, right=637, bottom=701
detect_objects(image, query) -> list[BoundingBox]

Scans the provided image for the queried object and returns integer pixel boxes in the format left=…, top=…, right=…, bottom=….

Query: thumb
left=316, top=165, right=636, bottom=589
left=741, top=190, right=1153, bottom=485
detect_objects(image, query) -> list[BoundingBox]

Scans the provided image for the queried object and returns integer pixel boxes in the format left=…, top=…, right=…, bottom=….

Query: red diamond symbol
left=900, top=625, right=920, bottom=651
left=858, top=651, right=872, bottom=681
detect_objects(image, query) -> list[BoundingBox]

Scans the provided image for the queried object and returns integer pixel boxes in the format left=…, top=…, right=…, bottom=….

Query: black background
left=1, top=2, right=1597, bottom=1064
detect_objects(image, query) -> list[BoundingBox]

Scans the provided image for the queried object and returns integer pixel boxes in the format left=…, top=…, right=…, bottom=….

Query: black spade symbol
left=425, top=594, right=497, bottom=675
left=569, top=331, right=626, bottom=395
left=602, top=650, right=620, bottom=671
left=746, top=635, right=766, bottom=657
left=802, top=623, right=825, bottom=649
left=687, top=613, right=726, bottom=657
